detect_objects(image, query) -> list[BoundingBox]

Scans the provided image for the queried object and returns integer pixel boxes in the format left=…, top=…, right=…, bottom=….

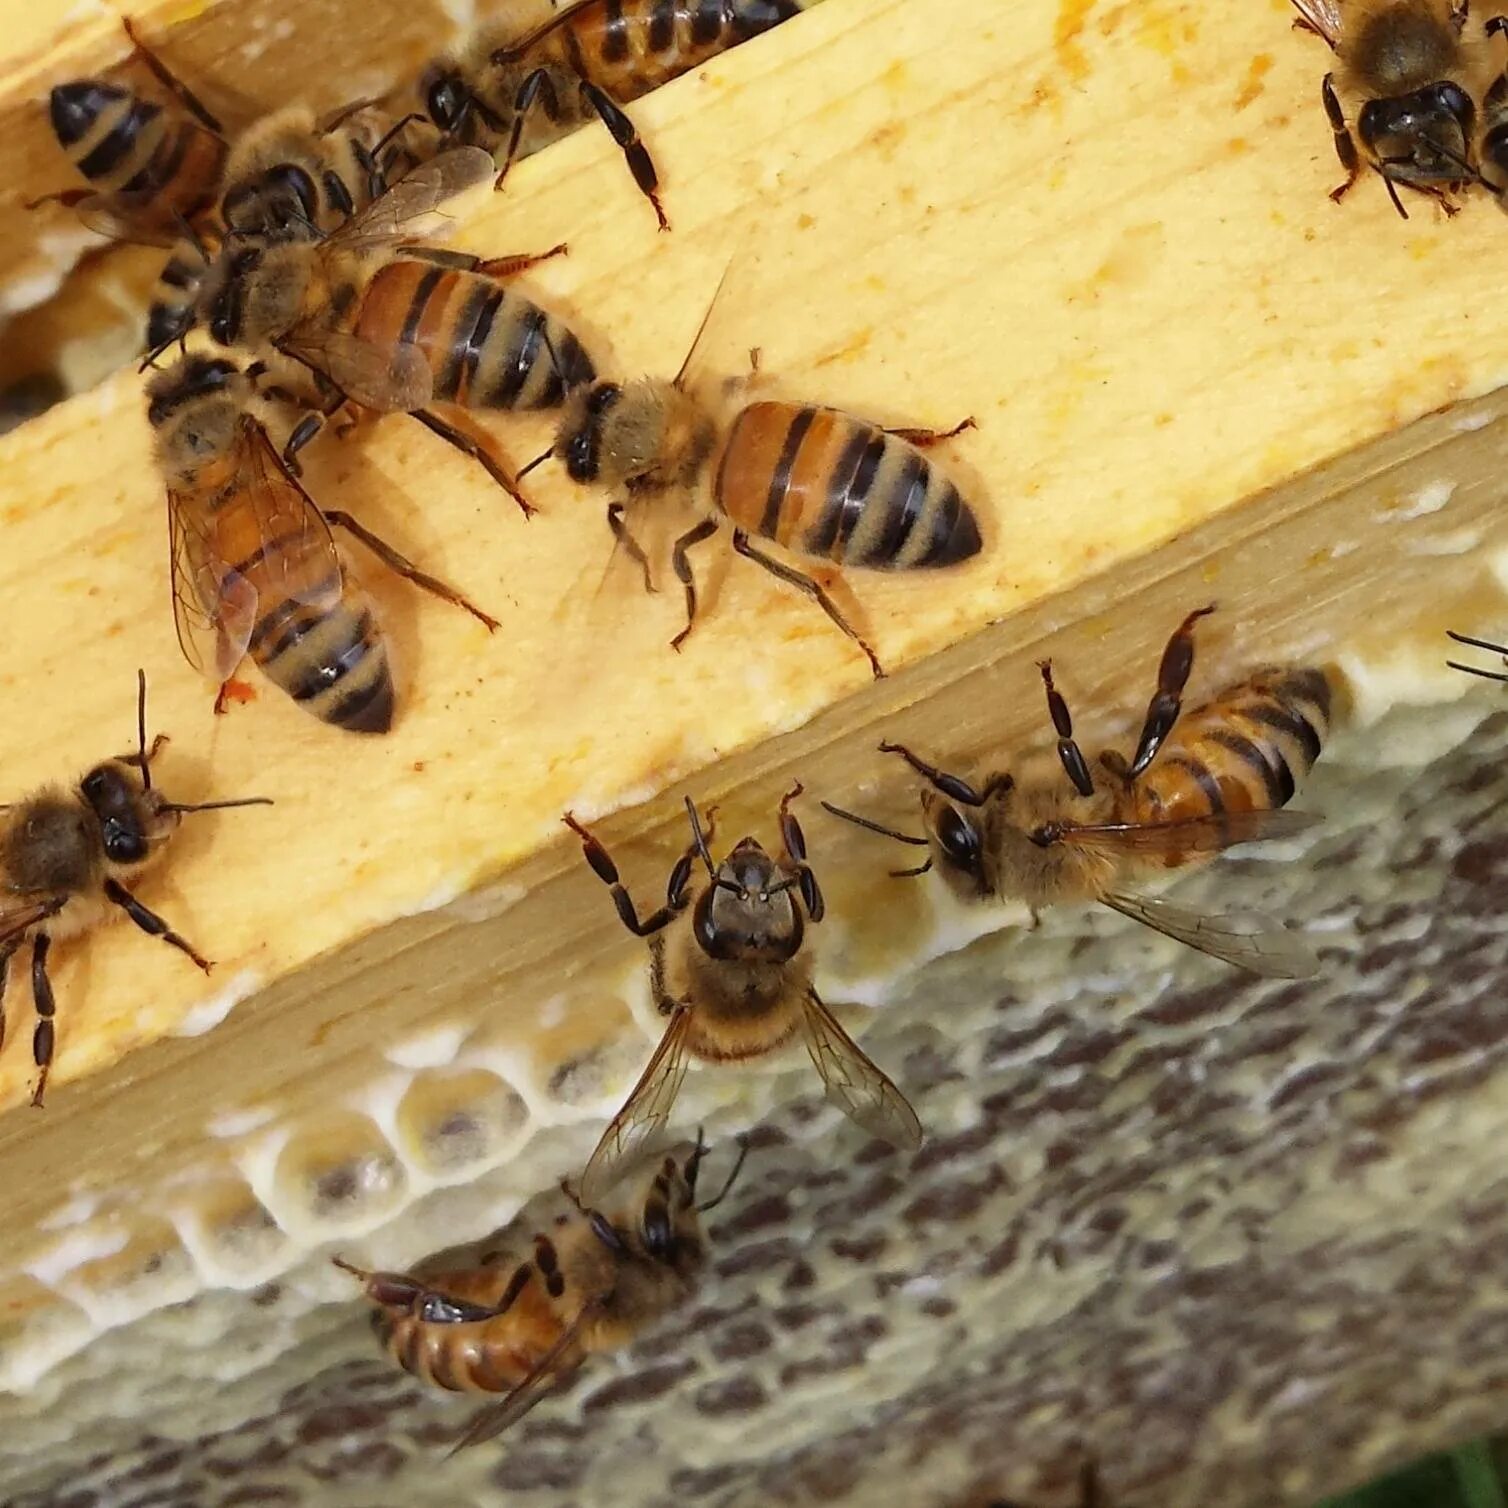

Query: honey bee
left=335, top=1131, right=746, bottom=1449
left=34, top=19, right=227, bottom=243
left=826, top=608, right=1331, bottom=978
left=421, top=0, right=807, bottom=230
left=564, top=784, right=922, bottom=1202
left=526, top=297, right=982, bottom=677
left=1474, top=18, right=1508, bottom=192
left=147, top=353, right=499, bottom=733
left=1447, top=628, right=1508, bottom=678
left=0, top=673, right=269, bottom=1106
left=1290, top=0, right=1497, bottom=215
left=200, top=147, right=594, bottom=510
left=146, top=101, right=424, bottom=358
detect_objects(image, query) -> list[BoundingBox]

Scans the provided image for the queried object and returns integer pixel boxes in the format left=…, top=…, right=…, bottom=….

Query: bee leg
left=730, top=530, right=886, bottom=679
left=103, top=879, right=212, bottom=974
left=1128, top=603, right=1216, bottom=778
left=30, top=934, right=55, bottom=1108
left=668, top=518, right=721, bottom=654
left=777, top=783, right=825, bottom=922
left=876, top=743, right=1012, bottom=808
left=1080, top=1456, right=1106, bottom=1508
left=1098, top=748, right=1135, bottom=788
left=606, top=503, right=656, bottom=594
left=1038, top=662, right=1095, bottom=797
left=576, top=79, right=670, bottom=231
left=393, top=245, right=569, bottom=277
left=649, top=934, right=679, bottom=1015
left=561, top=814, right=683, bottom=936
left=882, top=418, right=976, bottom=447
left=23, top=188, right=93, bottom=212
left=409, top=409, right=536, bottom=518
left=1321, top=75, right=1362, bottom=203
left=120, top=17, right=224, bottom=135
left=495, top=67, right=562, bottom=194
left=322, top=510, right=501, bottom=631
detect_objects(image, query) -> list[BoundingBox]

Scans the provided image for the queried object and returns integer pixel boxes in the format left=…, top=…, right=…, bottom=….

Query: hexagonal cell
left=0, top=1274, right=90, bottom=1391
left=179, top=1179, right=291, bottom=1284
left=61, top=1216, right=199, bottom=1321
left=269, top=1112, right=407, bottom=1236
left=392, top=1067, right=529, bottom=1179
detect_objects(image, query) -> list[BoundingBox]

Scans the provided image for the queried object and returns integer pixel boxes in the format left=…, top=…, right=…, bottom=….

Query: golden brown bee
left=147, top=354, right=498, bottom=733
left=827, top=608, right=1332, bottom=978
left=34, top=19, right=227, bottom=243
left=1291, top=0, right=1497, bottom=215
left=527, top=309, right=982, bottom=678
left=564, top=785, right=922, bottom=1202
left=1447, top=628, right=1508, bottom=678
left=146, top=101, right=423, bottom=358
left=0, top=673, right=269, bottom=1105
left=421, top=0, right=808, bottom=229
left=200, top=147, right=595, bottom=510
left=335, top=1132, right=745, bottom=1450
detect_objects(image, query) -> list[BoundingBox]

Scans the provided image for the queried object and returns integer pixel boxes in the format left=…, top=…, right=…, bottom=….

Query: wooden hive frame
left=1, top=0, right=1508, bottom=1499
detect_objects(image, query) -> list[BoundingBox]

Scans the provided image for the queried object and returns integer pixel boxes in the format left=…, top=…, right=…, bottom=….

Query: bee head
left=556, top=378, right=710, bottom=492
left=557, top=381, right=623, bottom=484
left=78, top=761, right=176, bottom=873
left=919, top=791, right=991, bottom=900
left=222, top=162, right=320, bottom=238
left=1358, top=82, right=1475, bottom=185
left=692, top=839, right=806, bottom=963
left=205, top=238, right=308, bottom=351
left=144, top=356, right=248, bottom=479
left=420, top=63, right=472, bottom=138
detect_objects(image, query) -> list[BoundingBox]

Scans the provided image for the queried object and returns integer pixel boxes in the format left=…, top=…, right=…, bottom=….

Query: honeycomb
left=0, top=665, right=1504, bottom=1508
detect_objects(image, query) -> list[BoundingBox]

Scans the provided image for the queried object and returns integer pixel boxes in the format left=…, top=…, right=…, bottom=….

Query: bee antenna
left=696, top=1136, right=749, bottom=1213
left=1423, top=135, right=1489, bottom=187
left=134, top=670, right=152, bottom=791
left=516, top=445, right=554, bottom=480
left=171, top=208, right=211, bottom=269
left=160, top=796, right=276, bottom=815
left=139, top=336, right=177, bottom=373
left=684, top=796, right=717, bottom=876
left=818, top=800, right=929, bottom=846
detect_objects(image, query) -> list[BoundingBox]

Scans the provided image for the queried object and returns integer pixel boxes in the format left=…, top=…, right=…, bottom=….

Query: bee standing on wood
left=335, top=1132, right=745, bottom=1449
left=421, top=0, right=808, bottom=229
left=0, top=674, right=269, bottom=1105
left=34, top=18, right=227, bottom=245
left=200, top=147, right=594, bottom=512
left=148, top=354, right=498, bottom=733
left=1290, top=0, right=1500, bottom=216
left=523, top=286, right=981, bottom=678
left=564, top=785, right=921, bottom=1202
left=826, top=608, right=1332, bottom=978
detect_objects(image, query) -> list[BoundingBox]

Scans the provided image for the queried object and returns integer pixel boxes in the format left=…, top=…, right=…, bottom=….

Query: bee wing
left=1102, top=892, right=1321, bottom=979
left=323, top=147, right=495, bottom=254
left=800, top=989, right=923, bottom=1151
left=1289, top=0, right=1344, bottom=47
left=578, top=1006, right=694, bottom=1206
left=1064, top=807, right=1322, bottom=859
left=446, top=1301, right=600, bottom=1454
left=0, top=899, right=65, bottom=949
left=282, top=330, right=434, bottom=413
left=67, top=193, right=178, bottom=248
left=166, top=416, right=343, bottom=680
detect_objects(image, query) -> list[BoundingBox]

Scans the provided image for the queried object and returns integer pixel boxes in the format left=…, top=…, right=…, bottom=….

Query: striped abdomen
left=1127, top=667, right=1334, bottom=855
left=146, top=228, right=217, bottom=354
left=48, top=81, right=225, bottom=235
left=209, top=488, right=394, bottom=734
left=558, top=0, right=805, bottom=102
left=713, top=402, right=982, bottom=569
left=351, top=262, right=596, bottom=412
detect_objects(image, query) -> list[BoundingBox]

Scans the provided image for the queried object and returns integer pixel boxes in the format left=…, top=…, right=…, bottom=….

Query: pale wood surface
left=0, top=0, right=1505, bottom=1253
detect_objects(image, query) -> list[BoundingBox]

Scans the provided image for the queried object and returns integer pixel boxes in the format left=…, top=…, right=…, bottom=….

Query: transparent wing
left=578, top=1007, right=694, bottom=1206
left=70, top=194, right=179, bottom=247
left=1102, top=892, right=1321, bottom=979
left=801, top=990, right=923, bottom=1150
left=166, top=415, right=343, bottom=680
left=446, top=1303, right=597, bottom=1454
left=1065, top=807, right=1322, bottom=859
left=1290, top=0, right=1344, bottom=47
left=283, top=330, right=433, bottom=413
left=324, top=147, right=495, bottom=253
left=0, top=899, right=63, bottom=950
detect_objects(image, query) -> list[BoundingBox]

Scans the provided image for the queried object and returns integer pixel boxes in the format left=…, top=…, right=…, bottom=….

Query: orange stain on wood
left=1055, top=0, right=1097, bottom=82
left=1235, top=53, right=1275, bottom=110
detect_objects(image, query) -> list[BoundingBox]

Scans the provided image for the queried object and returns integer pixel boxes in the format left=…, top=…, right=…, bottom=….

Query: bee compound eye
left=936, top=807, right=980, bottom=869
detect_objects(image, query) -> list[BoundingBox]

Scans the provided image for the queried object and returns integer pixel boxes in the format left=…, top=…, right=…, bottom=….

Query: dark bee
left=0, top=674, right=268, bottom=1105
left=1291, top=0, right=1497, bottom=215
left=565, top=785, right=921, bottom=1201
left=336, top=1133, right=745, bottom=1449
left=421, top=0, right=808, bottom=229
